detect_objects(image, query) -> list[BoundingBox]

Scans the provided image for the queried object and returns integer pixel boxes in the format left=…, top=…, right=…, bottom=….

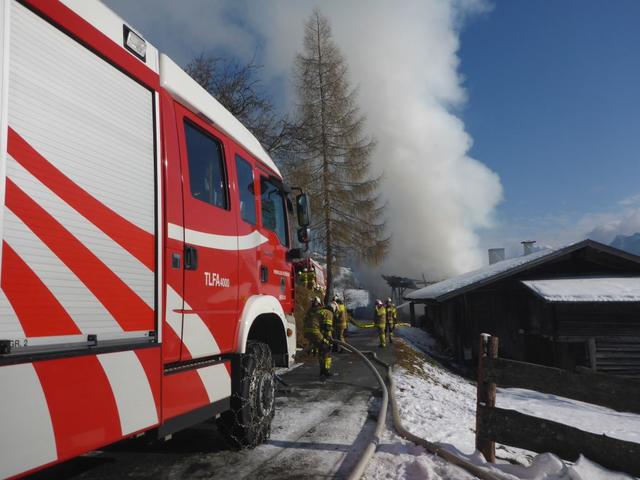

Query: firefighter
left=374, top=299, right=387, bottom=347
left=298, top=267, right=308, bottom=286
left=330, top=295, right=340, bottom=317
left=335, top=297, right=349, bottom=350
left=301, top=267, right=313, bottom=288
left=303, top=296, right=334, bottom=377
left=307, top=268, right=317, bottom=290
left=385, top=297, right=398, bottom=344
left=329, top=295, right=341, bottom=352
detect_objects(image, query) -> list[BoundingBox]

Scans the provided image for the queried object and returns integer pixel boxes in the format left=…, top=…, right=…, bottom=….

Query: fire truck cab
left=0, top=1, right=309, bottom=477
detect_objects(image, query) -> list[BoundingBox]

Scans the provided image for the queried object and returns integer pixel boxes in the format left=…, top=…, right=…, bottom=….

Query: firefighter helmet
left=386, top=297, right=392, bottom=305
left=311, top=296, right=322, bottom=307
left=375, top=299, right=382, bottom=306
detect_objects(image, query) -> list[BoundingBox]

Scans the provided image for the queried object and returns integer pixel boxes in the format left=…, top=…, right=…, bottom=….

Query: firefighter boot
left=320, top=356, right=334, bottom=377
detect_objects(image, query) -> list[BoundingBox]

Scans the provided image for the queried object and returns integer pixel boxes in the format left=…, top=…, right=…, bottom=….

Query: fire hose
left=333, top=340, right=503, bottom=480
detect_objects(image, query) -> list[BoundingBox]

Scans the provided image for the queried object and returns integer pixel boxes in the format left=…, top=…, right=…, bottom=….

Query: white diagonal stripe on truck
left=0, top=287, right=25, bottom=339
left=7, top=156, right=155, bottom=309
left=0, top=363, right=57, bottom=479
left=3, top=209, right=122, bottom=334
left=97, top=351, right=158, bottom=436
left=168, top=222, right=268, bottom=251
left=197, top=363, right=232, bottom=404
left=166, top=286, right=221, bottom=358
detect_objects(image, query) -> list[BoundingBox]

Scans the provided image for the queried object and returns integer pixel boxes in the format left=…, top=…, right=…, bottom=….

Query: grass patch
left=393, top=338, right=432, bottom=381
left=394, top=338, right=471, bottom=391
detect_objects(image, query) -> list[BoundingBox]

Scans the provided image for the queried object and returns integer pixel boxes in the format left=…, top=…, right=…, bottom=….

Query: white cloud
left=105, top=0, right=503, bottom=281
left=584, top=209, right=640, bottom=243
left=618, top=193, right=640, bottom=207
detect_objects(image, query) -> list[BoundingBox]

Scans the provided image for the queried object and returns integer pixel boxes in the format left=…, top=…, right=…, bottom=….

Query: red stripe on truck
left=34, top=355, right=122, bottom=461
left=1, top=242, right=80, bottom=337
left=6, top=180, right=154, bottom=332
left=8, top=128, right=155, bottom=270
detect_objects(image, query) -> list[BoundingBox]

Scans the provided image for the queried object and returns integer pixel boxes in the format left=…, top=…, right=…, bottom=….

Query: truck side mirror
left=297, top=226, right=310, bottom=244
left=296, top=193, right=310, bottom=227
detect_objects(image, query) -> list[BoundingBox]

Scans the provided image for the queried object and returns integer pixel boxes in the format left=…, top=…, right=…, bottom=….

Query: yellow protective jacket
left=304, top=306, right=333, bottom=341
left=337, top=304, right=348, bottom=329
left=374, top=305, right=387, bottom=328
left=386, top=305, right=397, bottom=325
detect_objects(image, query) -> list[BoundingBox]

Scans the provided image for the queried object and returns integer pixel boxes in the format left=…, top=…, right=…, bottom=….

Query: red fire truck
left=0, top=1, right=311, bottom=477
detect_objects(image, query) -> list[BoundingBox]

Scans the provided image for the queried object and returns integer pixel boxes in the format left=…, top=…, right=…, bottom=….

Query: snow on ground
left=497, top=388, right=640, bottom=444
left=364, top=327, right=637, bottom=480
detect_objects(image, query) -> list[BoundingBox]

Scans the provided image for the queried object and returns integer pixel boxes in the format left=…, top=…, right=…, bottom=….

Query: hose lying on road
left=334, top=340, right=502, bottom=480
left=334, top=340, right=389, bottom=480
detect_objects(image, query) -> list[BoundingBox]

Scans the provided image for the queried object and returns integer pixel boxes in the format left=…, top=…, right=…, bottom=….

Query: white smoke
left=105, top=0, right=503, bottom=281
left=243, top=0, right=503, bottom=282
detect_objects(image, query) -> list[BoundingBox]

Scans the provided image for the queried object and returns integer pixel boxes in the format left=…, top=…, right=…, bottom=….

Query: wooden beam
left=485, top=357, right=640, bottom=414
left=475, top=335, right=498, bottom=462
left=477, top=406, right=640, bottom=477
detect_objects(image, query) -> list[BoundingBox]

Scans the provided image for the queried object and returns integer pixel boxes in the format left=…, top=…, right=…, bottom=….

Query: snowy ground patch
left=364, top=327, right=638, bottom=479
left=497, top=387, right=640, bottom=444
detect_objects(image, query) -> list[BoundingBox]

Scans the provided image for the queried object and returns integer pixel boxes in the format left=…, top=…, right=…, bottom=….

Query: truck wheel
left=218, top=341, right=275, bottom=448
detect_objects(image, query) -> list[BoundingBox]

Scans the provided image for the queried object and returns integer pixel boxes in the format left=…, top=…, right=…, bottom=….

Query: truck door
left=175, top=104, right=239, bottom=360
left=257, top=175, right=293, bottom=312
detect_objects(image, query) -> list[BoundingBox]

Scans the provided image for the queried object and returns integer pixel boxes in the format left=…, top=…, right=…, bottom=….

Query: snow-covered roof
left=159, top=55, right=281, bottom=177
left=405, top=239, right=640, bottom=303
left=522, top=277, right=640, bottom=303
left=406, top=247, right=558, bottom=302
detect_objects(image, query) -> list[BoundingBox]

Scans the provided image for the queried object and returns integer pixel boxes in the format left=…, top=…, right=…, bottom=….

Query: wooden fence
left=475, top=334, right=640, bottom=477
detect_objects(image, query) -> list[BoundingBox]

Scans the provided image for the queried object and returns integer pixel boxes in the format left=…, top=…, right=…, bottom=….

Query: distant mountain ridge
left=610, top=233, right=640, bottom=256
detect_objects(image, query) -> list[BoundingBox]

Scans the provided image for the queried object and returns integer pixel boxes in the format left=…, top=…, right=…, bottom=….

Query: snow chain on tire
left=218, top=341, right=275, bottom=449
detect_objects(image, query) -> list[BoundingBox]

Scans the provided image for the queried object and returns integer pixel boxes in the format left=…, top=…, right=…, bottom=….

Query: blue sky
left=460, top=1, right=640, bottom=250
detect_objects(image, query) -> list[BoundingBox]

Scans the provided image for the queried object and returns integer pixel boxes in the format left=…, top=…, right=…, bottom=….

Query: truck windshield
left=260, top=177, right=289, bottom=247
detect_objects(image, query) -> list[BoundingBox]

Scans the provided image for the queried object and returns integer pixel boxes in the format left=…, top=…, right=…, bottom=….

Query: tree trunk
left=314, top=12, right=333, bottom=304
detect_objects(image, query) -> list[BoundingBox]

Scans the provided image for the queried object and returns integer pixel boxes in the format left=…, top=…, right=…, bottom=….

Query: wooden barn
left=405, top=240, right=640, bottom=376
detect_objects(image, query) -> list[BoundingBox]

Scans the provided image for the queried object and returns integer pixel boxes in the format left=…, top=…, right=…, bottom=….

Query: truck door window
left=235, top=155, right=257, bottom=225
left=184, top=120, right=228, bottom=209
left=260, top=177, right=289, bottom=247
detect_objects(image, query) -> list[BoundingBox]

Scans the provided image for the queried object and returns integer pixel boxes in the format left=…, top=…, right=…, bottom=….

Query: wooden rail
left=477, top=405, right=640, bottom=476
left=484, top=357, right=640, bottom=415
left=475, top=334, right=640, bottom=477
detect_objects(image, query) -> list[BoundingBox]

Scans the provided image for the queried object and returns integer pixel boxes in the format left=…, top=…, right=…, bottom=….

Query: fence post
left=409, top=302, right=416, bottom=327
left=476, top=334, right=499, bottom=462
left=588, top=337, right=597, bottom=371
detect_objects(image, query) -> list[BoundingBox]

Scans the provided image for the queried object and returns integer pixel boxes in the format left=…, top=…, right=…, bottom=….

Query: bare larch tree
left=290, top=9, right=389, bottom=301
left=185, top=53, right=292, bottom=156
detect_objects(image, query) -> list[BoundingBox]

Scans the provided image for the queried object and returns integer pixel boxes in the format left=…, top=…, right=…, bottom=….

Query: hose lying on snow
left=333, top=340, right=502, bottom=480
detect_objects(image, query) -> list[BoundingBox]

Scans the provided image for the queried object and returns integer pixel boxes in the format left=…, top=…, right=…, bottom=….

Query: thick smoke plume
left=247, top=1, right=503, bottom=282
left=106, top=0, right=503, bottom=283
